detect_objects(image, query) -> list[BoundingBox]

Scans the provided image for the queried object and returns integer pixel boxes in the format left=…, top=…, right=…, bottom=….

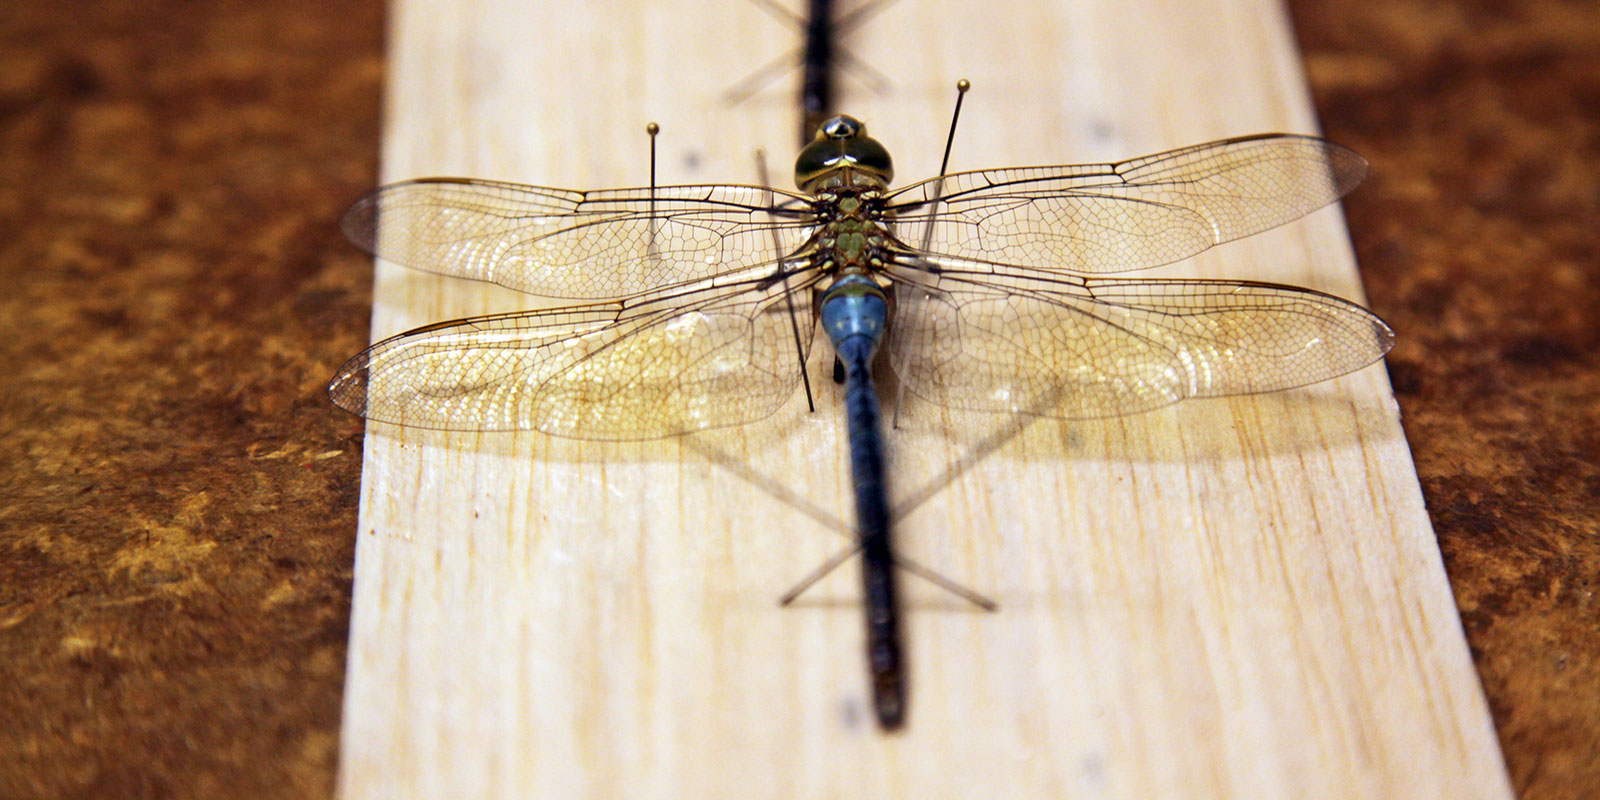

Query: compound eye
left=821, top=115, right=863, bottom=139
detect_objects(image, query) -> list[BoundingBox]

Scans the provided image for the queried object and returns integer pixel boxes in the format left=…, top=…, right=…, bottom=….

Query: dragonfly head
left=795, top=115, right=894, bottom=193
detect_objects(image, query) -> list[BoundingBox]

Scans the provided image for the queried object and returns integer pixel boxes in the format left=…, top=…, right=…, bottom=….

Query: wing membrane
left=885, top=261, right=1393, bottom=419
left=884, top=135, right=1366, bottom=275
left=343, top=178, right=819, bottom=299
left=329, top=273, right=822, bottom=437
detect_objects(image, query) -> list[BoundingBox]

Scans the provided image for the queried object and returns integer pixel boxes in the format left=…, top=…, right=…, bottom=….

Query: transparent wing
left=328, top=272, right=823, bottom=437
left=884, top=261, right=1393, bottom=419
left=883, top=134, right=1366, bottom=275
left=343, top=178, right=819, bottom=299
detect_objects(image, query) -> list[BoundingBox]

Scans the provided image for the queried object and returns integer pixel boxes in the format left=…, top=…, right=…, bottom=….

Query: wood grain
left=337, top=1, right=1513, bottom=797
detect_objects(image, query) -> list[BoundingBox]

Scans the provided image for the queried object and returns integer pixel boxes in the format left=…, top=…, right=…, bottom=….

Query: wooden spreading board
left=337, top=1, right=1513, bottom=797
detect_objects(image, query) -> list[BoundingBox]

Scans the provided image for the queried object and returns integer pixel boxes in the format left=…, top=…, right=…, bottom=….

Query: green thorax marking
left=819, top=190, right=888, bottom=270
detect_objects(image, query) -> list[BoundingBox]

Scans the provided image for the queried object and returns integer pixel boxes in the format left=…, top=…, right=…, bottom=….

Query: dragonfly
left=328, top=102, right=1393, bottom=731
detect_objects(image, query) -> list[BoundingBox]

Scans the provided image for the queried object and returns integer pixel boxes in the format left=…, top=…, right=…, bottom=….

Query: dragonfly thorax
left=795, top=115, right=894, bottom=193
left=813, top=188, right=893, bottom=273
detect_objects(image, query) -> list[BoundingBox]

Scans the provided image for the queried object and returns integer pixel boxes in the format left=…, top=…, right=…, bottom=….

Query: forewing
left=885, top=264, right=1393, bottom=419
left=884, top=135, right=1366, bottom=275
left=343, top=178, right=817, bottom=299
left=328, top=275, right=821, bottom=438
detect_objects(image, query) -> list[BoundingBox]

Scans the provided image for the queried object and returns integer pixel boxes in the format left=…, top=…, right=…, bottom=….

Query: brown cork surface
left=0, top=1, right=1593, bottom=798
left=0, top=1, right=380, bottom=797
left=1293, top=1, right=1600, bottom=795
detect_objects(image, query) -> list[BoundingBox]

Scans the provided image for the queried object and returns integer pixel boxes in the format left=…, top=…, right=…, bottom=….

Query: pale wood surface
left=337, top=1, right=1513, bottom=798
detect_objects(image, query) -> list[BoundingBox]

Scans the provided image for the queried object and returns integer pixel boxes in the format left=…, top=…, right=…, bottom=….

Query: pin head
left=795, top=115, right=894, bottom=192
